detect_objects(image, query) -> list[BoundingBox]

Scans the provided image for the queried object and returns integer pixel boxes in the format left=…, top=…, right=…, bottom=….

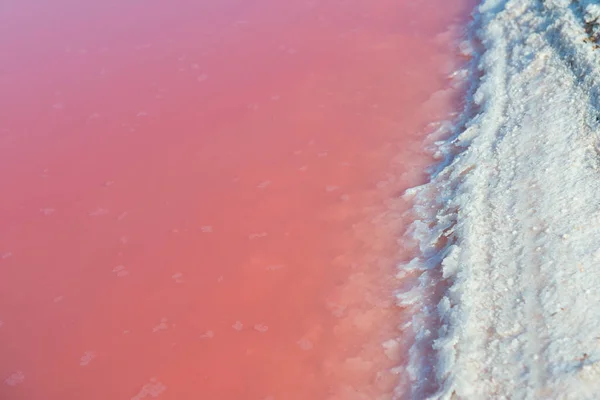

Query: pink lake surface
left=0, top=0, right=473, bottom=399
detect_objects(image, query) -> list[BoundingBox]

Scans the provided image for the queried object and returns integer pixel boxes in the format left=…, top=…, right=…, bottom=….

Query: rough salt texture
left=402, top=0, right=600, bottom=398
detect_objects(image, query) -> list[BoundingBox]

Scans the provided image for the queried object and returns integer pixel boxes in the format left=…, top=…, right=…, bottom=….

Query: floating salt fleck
left=89, top=208, right=109, bottom=217
left=249, top=232, right=267, bottom=240
left=297, top=338, right=313, bottom=351
left=113, top=265, right=129, bottom=277
left=79, top=351, right=96, bottom=366
left=4, top=371, right=24, bottom=386
left=131, top=378, right=166, bottom=400
left=40, top=208, right=55, bottom=216
left=1, top=252, right=12, bottom=260
left=325, top=185, right=339, bottom=192
left=201, top=225, right=213, bottom=233
left=197, top=73, right=209, bottom=83
left=200, top=330, right=214, bottom=339
left=152, top=318, right=169, bottom=333
left=257, top=180, right=271, bottom=189
left=254, top=324, right=269, bottom=333
left=232, top=321, right=243, bottom=331
left=136, top=111, right=148, bottom=117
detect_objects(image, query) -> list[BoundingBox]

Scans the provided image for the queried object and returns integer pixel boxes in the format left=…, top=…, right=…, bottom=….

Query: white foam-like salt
left=402, top=1, right=600, bottom=398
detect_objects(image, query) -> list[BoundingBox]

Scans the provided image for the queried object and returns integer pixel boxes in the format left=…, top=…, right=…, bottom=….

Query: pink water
left=0, top=0, right=473, bottom=399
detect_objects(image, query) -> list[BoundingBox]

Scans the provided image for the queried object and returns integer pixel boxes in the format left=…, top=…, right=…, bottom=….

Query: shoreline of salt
left=403, top=1, right=600, bottom=398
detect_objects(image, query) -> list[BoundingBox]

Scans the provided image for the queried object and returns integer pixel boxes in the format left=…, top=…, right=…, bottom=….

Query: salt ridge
left=402, top=0, right=600, bottom=398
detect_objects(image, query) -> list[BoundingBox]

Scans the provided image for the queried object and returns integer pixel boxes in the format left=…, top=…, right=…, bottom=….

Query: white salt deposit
left=402, top=1, right=600, bottom=398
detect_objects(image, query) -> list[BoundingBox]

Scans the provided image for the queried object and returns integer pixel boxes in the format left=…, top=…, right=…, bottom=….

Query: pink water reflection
left=0, top=0, right=473, bottom=399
